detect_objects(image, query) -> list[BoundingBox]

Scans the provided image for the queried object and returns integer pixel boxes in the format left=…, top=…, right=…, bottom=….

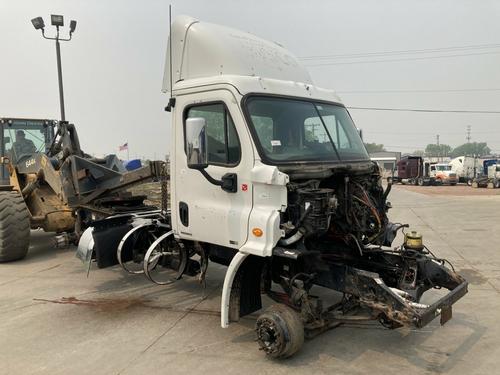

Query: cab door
left=171, top=89, right=254, bottom=249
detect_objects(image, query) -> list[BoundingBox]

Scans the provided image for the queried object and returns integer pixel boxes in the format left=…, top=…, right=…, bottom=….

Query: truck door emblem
left=241, top=184, right=248, bottom=191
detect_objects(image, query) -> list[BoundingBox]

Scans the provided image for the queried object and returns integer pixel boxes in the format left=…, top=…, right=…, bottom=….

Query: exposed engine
left=281, top=163, right=395, bottom=249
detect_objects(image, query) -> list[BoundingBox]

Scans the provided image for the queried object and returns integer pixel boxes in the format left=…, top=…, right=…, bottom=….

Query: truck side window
left=186, top=103, right=241, bottom=166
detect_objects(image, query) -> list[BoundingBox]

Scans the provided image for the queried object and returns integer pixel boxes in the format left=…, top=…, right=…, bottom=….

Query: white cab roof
left=162, top=16, right=316, bottom=94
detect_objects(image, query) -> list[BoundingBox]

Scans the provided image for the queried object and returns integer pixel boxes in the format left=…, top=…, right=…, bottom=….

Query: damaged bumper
left=318, top=263, right=468, bottom=329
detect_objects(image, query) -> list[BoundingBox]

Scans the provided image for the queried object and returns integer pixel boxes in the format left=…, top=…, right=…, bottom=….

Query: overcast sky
left=1, top=0, right=499, bottom=158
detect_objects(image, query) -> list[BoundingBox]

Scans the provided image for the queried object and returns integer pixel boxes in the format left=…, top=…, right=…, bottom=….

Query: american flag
left=119, top=142, right=128, bottom=151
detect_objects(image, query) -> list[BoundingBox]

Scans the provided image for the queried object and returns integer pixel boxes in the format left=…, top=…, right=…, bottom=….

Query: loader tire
left=0, top=191, right=30, bottom=262
left=256, top=304, right=304, bottom=359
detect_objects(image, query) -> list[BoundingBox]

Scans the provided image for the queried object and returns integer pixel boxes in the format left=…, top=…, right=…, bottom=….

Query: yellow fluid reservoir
left=404, top=231, right=424, bottom=251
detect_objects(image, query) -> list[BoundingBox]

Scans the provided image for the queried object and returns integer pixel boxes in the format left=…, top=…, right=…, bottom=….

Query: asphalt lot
left=0, top=185, right=499, bottom=375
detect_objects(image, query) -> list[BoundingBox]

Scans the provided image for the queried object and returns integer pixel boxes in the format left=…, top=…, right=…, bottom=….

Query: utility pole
left=436, top=134, right=440, bottom=161
left=31, top=15, right=77, bottom=122
left=466, top=125, right=471, bottom=143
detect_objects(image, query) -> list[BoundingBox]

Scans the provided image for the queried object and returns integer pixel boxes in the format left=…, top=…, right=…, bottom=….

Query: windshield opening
left=436, top=165, right=452, bottom=171
left=245, top=96, right=368, bottom=163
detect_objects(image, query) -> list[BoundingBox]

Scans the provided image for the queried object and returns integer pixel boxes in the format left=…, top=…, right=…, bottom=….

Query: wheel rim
left=117, top=223, right=154, bottom=274
left=256, top=317, right=285, bottom=356
left=143, top=230, right=188, bottom=285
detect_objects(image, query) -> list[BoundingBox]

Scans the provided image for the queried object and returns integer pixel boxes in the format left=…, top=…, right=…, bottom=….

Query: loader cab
left=0, top=118, right=56, bottom=184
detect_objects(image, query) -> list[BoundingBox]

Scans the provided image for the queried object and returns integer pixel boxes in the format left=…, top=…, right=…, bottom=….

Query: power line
left=299, top=42, right=500, bottom=60
left=347, top=106, right=500, bottom=114
left=366, top=130, right=500, bottom=135
left=304, top=50, right=500, bottom=67
left=337, top=88, right=500, bottom=94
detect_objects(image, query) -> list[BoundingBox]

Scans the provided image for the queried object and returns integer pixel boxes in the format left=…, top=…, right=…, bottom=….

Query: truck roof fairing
left=162, top=15, right=313, bottom=93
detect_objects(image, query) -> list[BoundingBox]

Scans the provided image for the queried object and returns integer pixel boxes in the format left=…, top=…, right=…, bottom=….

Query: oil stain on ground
left=33, top=296, right=221, bottom=316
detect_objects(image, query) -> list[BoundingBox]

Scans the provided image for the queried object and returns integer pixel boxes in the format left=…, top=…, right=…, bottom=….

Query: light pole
left=31, top=15, right=77, bottom=122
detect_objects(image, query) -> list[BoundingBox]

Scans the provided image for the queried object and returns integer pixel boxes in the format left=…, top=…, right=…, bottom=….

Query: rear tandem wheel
left=0, top=191, right=30, bottom=262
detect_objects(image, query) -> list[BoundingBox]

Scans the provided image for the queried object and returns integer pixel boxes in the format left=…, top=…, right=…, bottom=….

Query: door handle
left=179, top=201, right=189, bottom=226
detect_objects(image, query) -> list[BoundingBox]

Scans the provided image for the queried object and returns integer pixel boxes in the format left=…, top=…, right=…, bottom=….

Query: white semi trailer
left=449, top=156, right=487, bottom=184
left=78, top=16, right=467, bottom=358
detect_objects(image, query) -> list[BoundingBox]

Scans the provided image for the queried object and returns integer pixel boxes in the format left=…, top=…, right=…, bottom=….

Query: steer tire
left=0, top=191, right=30, bottom=262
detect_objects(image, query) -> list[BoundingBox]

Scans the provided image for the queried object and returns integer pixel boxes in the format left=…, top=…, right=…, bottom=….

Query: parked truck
left=471, top=159, right=500, bottom=188
left=429, top=163, right=458, bottom=185
left=75, top=16, right=467, bottom=358
left=449, top=155, right=487, bottom=184
left=391, top=156, right=435, bottom=185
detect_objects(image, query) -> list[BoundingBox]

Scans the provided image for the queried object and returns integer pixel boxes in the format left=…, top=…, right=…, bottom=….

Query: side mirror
left=185, top=117, right=208, bottom=169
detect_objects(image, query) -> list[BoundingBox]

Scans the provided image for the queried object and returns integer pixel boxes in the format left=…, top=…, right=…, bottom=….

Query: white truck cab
left=430, top=163, right=458, bottom=185
left=163, top=16, right=367, bottom=257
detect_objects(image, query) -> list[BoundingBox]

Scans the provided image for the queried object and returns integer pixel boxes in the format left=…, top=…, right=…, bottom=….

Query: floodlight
left=51, top=14, right=64, bottom=27
left=31, top=17, right=45, bottom=30
left=69, top=20, right=77, bottom=34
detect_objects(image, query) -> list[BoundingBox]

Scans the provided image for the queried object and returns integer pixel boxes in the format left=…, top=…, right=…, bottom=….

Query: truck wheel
left=466, top=179, right=472, bottom=186
left=495, top=180, right=500, bottom=189
left=417, top=178, right=424, bottom=186
left=255, top=304, right=304, bottom=358
left=0, top=191, right=30, bottom=262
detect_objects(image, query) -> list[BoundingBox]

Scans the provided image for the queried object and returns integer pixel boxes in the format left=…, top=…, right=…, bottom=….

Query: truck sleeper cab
left=78, top=16, right=467, bottom=358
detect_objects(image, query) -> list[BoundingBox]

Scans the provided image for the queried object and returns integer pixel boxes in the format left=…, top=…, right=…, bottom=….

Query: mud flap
left=229, top=255, right=264, bottom=321
left=76, top=215, right=133, bottom=269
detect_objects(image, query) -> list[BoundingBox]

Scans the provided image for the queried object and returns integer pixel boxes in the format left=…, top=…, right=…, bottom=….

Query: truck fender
left=221, top=252, right=248, bottom=328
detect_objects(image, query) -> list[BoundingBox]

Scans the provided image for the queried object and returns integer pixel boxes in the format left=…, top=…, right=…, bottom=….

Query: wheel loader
left=76, top=16, right=468, bottom=358
left=0, top=117, right=162, bottom=262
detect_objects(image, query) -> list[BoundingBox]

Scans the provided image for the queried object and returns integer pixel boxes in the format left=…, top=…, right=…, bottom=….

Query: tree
left=425, top=144, right=452, bottom=157
left=412, top=150, right=425, bottom=156
left=364, top=143, right=385, bottom=153
left=451, top=142, right=491, bottom=157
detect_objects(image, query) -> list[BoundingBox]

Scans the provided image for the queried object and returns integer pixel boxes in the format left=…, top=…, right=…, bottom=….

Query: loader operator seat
left=11, top=130, right=36, bottom=162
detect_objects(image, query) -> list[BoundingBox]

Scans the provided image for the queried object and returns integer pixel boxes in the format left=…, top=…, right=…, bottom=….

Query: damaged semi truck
left=77, top=16, right=468, bottom=358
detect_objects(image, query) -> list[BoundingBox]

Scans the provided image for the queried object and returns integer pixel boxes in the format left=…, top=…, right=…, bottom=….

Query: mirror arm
left=198, top=168, right=223, bottom=187
left=197, top=169, right=238, bottom=193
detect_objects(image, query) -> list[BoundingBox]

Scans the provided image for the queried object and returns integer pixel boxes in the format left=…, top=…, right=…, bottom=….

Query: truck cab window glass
left=245, top=97, right=369, bottom=163
left=186, top=104, right=240, bottom=166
